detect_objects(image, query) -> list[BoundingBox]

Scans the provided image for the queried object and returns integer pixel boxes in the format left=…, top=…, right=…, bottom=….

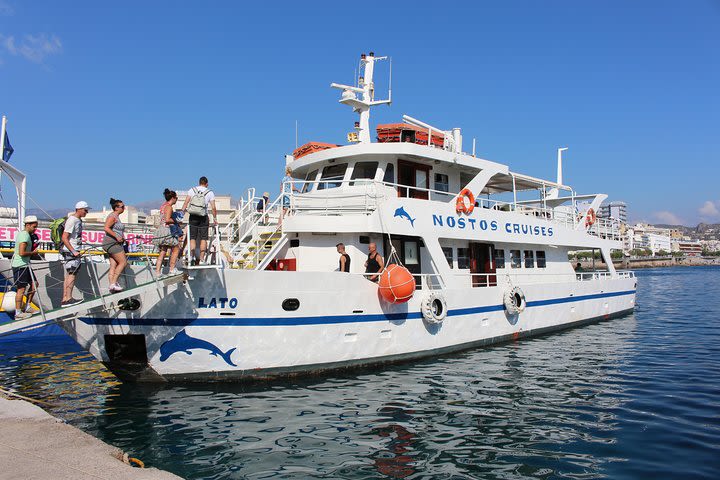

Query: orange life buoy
left=456, top=189, right=475, bottom=215
left=378, top=264, right=416, bottom=304
left=585, top=208, right=596, bottom=227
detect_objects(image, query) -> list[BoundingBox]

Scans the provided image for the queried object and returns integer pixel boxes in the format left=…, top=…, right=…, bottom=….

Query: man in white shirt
left=61, top=201, right=89, bottom=306
left=181, top=176, right=218, bottom=265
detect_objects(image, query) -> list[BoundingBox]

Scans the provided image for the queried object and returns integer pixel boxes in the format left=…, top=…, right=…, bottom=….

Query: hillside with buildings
left=596, top=202, right=717, bottom=256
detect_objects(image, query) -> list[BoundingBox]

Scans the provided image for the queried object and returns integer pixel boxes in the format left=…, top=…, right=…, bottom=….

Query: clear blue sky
left=1, top=0, right=718, bottom=225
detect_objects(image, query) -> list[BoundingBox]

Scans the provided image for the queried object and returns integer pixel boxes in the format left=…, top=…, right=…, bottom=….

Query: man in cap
left=257, top=191, right=270, bottom=224
left=60, top=201, right=89, bottom=307
left=12, top=215, right=40, bottom=319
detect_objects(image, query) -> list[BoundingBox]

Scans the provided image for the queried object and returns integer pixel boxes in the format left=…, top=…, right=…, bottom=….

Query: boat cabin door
left=387, top=236, right=422, bottom=288
left=470, top=243, right=497, bottom=287
left=397, top=160, right=430, bottom=200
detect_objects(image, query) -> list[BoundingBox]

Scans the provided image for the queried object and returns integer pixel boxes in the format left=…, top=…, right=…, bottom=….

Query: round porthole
left=282, top=298, right=300, bottom=311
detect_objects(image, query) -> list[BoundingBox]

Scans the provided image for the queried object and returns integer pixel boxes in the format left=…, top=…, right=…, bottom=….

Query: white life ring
left=421, top=292, right=448, bottom=324
left=503, top=287, right=526, bottom=315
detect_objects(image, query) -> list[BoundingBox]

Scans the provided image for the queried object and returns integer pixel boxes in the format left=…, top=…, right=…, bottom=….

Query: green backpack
left=50, top=217, right=67, bottom=249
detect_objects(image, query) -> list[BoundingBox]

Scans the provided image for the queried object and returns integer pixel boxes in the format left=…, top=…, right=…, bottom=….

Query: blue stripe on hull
left=79, top=289, right=636, bottom=327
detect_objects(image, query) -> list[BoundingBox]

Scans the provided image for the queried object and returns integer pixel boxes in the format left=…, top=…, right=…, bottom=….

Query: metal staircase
left=222, top=192, right=288, bottom=270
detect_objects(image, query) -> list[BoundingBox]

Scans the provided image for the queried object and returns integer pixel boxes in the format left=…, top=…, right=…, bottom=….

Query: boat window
left=457, top=248, right=470, bottom=269
left=494, top=249, right=505, bottom=269
left=510, top=250, right=521, bottom=269
left=536, top=251, right=546, bottom=268
left=282, top=298, right=300, bottom=311
left=317, top=163, right=347, bottom=190
left=350, top=162, right=378, bottom=186
left=435, top=173, right=449, bottom=193
left=524, top=250, right=534, bottom=268
left=415, top=170, right=427, bottom=192
left=404, top=241, right=419, bottom=265
left=442, top=247, right=453, bottom=268
left=383, top=163, right=395, bottom=183
left=302, top=169, right=318, bottom=193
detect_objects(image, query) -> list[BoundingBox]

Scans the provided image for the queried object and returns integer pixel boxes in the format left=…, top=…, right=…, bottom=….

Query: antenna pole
left=388, top=57, right=392, bottom=105
left=557, top=147, right=568, bottom=185
left=295, top=120, right=298, bottom=149
left=472, top=138, right=476, bottom=156
left=331, top=52, right=391, bottom=144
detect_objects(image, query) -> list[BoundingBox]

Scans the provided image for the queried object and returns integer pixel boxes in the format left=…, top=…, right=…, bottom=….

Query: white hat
left=75, top=201, right=90, bottom=210
left=23, top=215, right=38, bottom=224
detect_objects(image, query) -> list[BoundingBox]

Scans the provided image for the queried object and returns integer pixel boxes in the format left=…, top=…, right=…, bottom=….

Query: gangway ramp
left=0, top=273, right=185, bottom=338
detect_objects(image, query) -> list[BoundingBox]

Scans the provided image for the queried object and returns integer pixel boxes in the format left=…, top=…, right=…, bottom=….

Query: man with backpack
left=181, top=176, right=217, bottom=265
left=59, top=201, right=89, bottom=306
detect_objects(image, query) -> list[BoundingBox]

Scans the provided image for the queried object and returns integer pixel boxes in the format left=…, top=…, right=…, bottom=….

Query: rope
left=0, top=387, right=55, bottom=407
left=375, top=199, right=403, bottom=270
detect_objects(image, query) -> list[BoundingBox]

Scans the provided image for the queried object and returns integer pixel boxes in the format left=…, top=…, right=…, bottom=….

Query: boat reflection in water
left=0, top=310, right=651, bottom=479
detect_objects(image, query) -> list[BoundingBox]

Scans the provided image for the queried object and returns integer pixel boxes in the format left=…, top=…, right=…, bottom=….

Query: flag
left=2, top=131, right=12, bottom=162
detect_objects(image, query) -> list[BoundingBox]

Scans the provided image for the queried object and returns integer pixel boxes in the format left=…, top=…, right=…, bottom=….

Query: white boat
left=1, top=53, right=636, bottom=381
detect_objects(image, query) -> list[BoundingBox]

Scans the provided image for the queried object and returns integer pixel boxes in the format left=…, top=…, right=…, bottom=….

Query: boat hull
left=60, top=269, right=637, bottom=382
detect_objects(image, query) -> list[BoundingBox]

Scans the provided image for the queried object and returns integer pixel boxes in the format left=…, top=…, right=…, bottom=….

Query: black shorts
left=12, top=266, right=35, bottom=290
left=188, top=214, right=209, bottom=241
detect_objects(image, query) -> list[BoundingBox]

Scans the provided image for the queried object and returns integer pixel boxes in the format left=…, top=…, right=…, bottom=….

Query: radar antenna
left=331, top=52, right=391, bottom=144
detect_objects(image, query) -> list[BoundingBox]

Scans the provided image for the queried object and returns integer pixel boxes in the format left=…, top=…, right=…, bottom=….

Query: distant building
left=144, top=192, right=236, bottom=231
left=625, top=223, right=672, bottom=255
left=598, top=201, right=627, bottom=224
left=84, top=205, right=148, bottom=225
left=673, top=240, right=702, bottom=257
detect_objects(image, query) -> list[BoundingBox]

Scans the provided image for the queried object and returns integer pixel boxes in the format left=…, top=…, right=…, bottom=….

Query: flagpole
left=0, top=116, right=6, bottom=161
left=0, top=115, right=6, bottom=193
left=0, top=115, right=7, bottom=160
left=0, top=115, right=26, bottom=226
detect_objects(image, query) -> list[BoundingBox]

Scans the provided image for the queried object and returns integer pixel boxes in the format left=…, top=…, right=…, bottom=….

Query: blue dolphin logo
left=394, top=207, right=416, bottom=227
left=159, top=329, right=237, bottom=366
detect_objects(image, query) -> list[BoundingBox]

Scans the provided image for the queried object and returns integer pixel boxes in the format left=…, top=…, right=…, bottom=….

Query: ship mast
left=331, top=52, right=391, bottom=144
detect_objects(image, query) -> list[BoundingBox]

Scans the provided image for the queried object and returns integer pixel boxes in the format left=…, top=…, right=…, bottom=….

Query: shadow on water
left=1, top=267, right=720, bottom=479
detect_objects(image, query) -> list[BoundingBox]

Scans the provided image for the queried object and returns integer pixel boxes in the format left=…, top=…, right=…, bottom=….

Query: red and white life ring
left=456, top=189, right=475, bottom=215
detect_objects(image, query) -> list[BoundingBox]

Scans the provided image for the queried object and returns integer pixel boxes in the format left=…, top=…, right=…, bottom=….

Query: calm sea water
left=1, top=267, right=719, bottom=479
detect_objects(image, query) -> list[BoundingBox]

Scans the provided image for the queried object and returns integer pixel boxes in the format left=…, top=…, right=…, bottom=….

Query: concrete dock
left=0, top=396, right=181, bottom=480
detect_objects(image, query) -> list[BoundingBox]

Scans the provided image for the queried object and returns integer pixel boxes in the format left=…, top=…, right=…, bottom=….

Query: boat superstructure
left=2, top=53, right=635, bottom=381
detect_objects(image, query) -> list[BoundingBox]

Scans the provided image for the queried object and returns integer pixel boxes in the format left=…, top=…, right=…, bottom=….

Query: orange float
left=456, top=189, right=475, bottom=214
left=378, top=264, right=416, bottom=304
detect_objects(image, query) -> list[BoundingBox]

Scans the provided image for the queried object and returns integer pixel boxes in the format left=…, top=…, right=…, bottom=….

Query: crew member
left=336, top=243, right=351, bottom=272
left=364, top=242, right=384, bottom=282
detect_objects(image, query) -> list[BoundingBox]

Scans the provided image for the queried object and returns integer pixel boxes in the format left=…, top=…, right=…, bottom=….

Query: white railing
left=451, top=269, right=635, bottom=287
left=184, top=224, right=223, bottom=268
left=280, top=179, right=621, bottom=240
left=227, top=193, right=283, bottom=259
left=341, top=272, right=445, bottom=291
left=576, top=270, right=635, bottom=281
